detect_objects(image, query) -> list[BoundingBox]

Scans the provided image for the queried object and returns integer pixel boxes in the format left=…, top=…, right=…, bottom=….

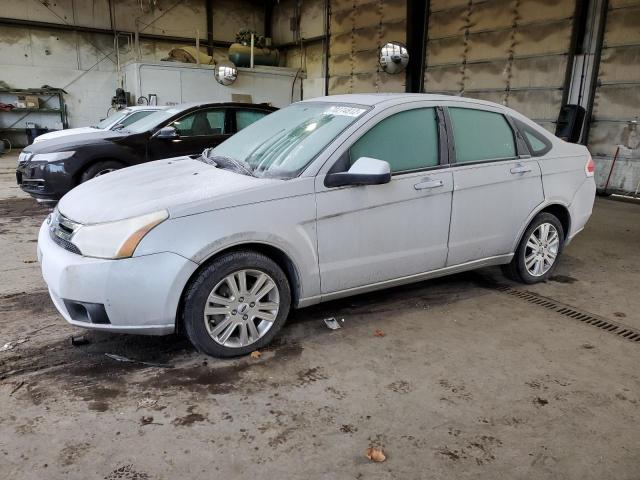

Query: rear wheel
left=182, top=251, right=291, bottom=357
left=503, top=212, right=564, bottom=284
left=80, top=160, right=123, bottom=182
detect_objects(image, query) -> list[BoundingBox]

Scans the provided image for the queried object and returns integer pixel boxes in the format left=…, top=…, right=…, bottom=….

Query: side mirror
left=155, top=126, right=179, bottom=139
left=325, top=157, right=391, bottom=188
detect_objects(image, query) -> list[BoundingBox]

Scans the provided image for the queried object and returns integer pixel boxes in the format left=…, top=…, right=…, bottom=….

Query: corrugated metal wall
left=588, top=0, right=640, bottom=193
left=424, top=0, right=577, bottom=133
left=328, top=0, right=406, bottom=94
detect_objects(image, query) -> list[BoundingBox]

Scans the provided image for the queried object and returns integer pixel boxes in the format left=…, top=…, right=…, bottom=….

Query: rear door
left=445, top=105, right=544, bottom=266
left=148, top=107, right=231, bottom=159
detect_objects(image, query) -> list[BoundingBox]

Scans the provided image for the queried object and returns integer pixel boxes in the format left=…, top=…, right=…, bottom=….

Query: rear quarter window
left=515, top=119, right=552, bottom=156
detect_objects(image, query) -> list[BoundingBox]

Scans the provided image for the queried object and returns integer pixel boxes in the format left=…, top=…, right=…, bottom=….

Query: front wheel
left=503, top=212, right=565, bottom=284
left=182, top=251, right=291, bottom=357
left=80, top=160, right=123, bottom=182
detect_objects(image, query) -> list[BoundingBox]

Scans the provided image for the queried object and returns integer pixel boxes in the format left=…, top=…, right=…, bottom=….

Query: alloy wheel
left=524, top=222, right=560, bottom=277
left=203, top=269, right=280, bottom=348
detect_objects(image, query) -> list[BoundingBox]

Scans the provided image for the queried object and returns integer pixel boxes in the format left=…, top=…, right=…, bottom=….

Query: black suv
left=16, top=102, right=276, bottom=202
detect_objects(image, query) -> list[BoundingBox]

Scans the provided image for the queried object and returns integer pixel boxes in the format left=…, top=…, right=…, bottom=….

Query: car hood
left=58, top=157, right=282, bottom=224
left=23, top=130, right=127, bottom=153
left=34, top=127, right=101, bottom=143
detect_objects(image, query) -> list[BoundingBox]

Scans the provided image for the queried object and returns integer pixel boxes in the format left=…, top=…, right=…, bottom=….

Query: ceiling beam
left=0, top=17, right=232, bottom=49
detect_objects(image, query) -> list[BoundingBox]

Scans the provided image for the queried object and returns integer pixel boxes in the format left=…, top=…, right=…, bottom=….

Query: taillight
left=585, top=155, right=595, bottom=177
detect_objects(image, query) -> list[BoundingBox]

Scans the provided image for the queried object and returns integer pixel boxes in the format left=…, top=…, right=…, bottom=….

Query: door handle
left=510, top=164, right=532, bottom=174
left=414, top=178, right=444, bottom=190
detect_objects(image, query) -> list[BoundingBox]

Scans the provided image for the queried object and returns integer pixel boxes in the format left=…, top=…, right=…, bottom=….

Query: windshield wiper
left=201, top=149, right=256, bottom=177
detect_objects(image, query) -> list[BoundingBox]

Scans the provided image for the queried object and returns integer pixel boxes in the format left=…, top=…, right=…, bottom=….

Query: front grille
left=49, top=210, right=82, bottom=255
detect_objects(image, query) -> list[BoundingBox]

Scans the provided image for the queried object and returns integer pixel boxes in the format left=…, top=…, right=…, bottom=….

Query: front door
left=148, top=107, right=230, bottom=160
left=445, top=106, right=544, bottom=266
left=315, top=106, right=453, bottom=294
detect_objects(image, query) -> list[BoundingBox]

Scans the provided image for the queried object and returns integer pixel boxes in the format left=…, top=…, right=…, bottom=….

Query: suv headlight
left=72, top=210, right=168, bottom=259
left=32, top=151, right=75, bottom=162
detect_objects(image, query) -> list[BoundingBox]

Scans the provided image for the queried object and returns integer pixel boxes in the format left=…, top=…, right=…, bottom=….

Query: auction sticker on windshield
left=324, top=106, right=366, bottom=117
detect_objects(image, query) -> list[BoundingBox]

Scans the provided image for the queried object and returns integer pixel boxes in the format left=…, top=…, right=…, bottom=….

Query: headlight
left=32, top=151, right=75, bottom=162
left=72, top=210, right=168, bottom=259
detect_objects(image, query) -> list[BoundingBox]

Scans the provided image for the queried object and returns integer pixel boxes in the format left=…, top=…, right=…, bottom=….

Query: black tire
left=502, top=212, right=565, bottom=284
left=182, top=250, right=291, bottom=358
left=80, top=160, right=123, bottom=182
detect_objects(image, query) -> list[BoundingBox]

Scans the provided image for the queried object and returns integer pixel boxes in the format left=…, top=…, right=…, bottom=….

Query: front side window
left=449, top=107, right=516, bottom=163
left=349, top=108, right=439, bottom=173
left=236, top=110, right=269, bottom=131
left=209, top=102, right=368, bottom=179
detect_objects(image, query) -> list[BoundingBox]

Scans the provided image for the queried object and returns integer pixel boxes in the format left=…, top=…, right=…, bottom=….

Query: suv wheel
left=503, top=212, right=564, bottom=284
left=80, top=160, right=123, bottom=182
left=182, top=250, right=291, bottom=357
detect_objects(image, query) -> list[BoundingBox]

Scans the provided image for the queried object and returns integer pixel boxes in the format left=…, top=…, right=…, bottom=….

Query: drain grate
left=491, top=284, right=640, bottom=344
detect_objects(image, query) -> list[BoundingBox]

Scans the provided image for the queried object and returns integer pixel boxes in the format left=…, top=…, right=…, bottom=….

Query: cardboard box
left=16, top=95, right=40, bottom=109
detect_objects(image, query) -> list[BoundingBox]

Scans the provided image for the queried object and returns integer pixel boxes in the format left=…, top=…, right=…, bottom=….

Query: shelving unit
left=0, top=88, right=68, bottom=147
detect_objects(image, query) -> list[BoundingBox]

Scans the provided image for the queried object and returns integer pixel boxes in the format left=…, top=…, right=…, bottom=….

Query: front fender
left=136, top=194, right=320, bottom=302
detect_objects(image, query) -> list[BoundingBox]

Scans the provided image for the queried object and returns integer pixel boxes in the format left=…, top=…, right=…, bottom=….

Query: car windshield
left=123, top=108, right=183, bottom=133
left=94, top=109, right=130, bottom=129
left=206, top=102, right=369, bottom=179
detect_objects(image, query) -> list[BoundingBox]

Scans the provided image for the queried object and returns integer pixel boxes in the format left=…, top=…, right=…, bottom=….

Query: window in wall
left=449, top=108, right=516, bottom=163
left=349, top=108, right=439, bottom=173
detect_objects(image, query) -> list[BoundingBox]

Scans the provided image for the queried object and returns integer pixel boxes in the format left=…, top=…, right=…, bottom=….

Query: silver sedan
left=38, top=94, right=596, bottom=357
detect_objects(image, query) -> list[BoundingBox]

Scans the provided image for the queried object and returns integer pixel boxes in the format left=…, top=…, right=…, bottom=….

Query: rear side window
left=449, top=107, right=516, bottom=163
left=236, top=110, right=268, bottom=131
left=349, top=108, right=439, bottom=173
left=515, top=119, right=552, bottom=156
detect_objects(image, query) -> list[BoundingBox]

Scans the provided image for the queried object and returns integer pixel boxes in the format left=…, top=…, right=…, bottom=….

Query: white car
left=38, top=94, right=596, bottom=357
left=33, top=106, right=165, bottom=143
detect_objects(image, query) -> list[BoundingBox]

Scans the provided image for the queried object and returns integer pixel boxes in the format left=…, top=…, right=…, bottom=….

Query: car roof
left=303, top=93, right=505, bottom=109
left=125, top=105, right=167, bottom=111
left=165, top=102, right=278, bottom=112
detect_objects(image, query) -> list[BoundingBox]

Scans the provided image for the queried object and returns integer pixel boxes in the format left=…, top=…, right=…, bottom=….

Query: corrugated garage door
left=328, top=0, right=406, bottom=94
left=588, top=0, right=640, bottom=193
left=424, top=0, right=577, bottom=133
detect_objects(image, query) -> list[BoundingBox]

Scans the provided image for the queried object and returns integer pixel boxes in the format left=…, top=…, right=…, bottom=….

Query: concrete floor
left=1, top=151, right=639, bottom=479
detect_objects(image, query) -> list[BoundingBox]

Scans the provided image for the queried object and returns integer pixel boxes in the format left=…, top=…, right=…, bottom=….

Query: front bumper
left=16, top=160, right=75, bottom=201
left=38, top=221, right=199, bottom=335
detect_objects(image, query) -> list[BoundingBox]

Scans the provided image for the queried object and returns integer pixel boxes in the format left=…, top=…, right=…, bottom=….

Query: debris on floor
left=0, top=338, right=29, bottom=352
left=323, top=317, right=343, bottom=330
left=374, top=329, right=386, bottom=337
left=70, top=334, right=91, bottom=346
left=140, top=416, right=155, bottom=425
left=104, top=353, right=173, bottom=368
left=136, top=398, right=158, bottom=410
left=365, top=447, right=386, bottom=462
left=250, top=350, right=262, bottom=359
left=10, top=381, right=25, bottom=395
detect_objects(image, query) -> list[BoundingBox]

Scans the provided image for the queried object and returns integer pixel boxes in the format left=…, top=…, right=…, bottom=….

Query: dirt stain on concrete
left=0, top=290, right=55, bottom=316
left=549, top=275, right=578, bottom=284
left=0, top=198, right=50, bottom=219
left=172, top=406, right=208, bottom=427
